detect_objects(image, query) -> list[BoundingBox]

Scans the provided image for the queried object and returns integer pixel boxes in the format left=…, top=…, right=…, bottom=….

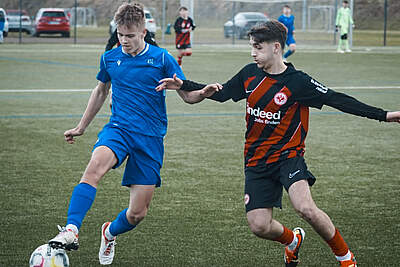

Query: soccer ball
left=29, top=244, right=69, bottom=267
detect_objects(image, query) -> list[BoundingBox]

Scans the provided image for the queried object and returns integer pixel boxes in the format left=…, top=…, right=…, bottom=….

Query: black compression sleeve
left=325, top=91, right=387, bottom=121
left=181, top=80, right=206, bottom=91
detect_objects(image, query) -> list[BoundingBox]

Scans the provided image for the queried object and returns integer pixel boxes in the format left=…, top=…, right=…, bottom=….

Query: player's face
left=250, top=38, right=280, bottom=70
left=283, top=7, right=291, bottom=16
left=343, top=2, right=349, bottom=8
left=179, top=9, right=189, bottom=19
left=117, top=24, right=146, bottom=55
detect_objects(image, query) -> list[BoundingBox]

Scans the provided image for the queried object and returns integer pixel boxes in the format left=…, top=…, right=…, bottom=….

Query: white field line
left=1, top=86, right=400, bottom=93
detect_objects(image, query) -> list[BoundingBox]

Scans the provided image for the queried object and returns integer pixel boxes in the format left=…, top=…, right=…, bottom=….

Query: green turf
left=0, top=44, right=399, bottom=266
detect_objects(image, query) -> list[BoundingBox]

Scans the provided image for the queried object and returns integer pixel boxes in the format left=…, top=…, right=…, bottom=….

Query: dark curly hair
left=248, top=20, right=287, bottom=51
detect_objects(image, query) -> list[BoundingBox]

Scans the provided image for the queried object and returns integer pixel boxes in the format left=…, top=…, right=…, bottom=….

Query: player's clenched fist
left=64, top=127, right=84, bottom=144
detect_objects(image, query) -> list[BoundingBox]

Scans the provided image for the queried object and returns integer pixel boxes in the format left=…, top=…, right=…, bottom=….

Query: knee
left=126, top=207, right=148, bottom=225
left=294, top=205, right=318, bottom=222
left=247, top=216, right=272, bottom=238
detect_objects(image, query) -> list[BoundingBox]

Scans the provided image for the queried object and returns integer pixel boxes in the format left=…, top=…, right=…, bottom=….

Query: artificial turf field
left=0, top=43, right=399, bottom=266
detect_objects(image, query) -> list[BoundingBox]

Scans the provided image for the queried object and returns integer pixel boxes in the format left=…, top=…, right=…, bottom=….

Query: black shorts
left=244, top=156, right=316, bottom=212
left=341, top=34, right=348, bottom=40
left=176, top=43, right=191, bottom=50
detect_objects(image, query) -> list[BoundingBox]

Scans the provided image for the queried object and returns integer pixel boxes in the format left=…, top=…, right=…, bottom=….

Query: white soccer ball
left=29, top=244, right=69, bottom=267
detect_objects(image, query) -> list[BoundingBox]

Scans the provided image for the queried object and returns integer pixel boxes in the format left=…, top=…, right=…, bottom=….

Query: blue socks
left=109, top=208, right=136, bottom=236
left=66, top=183, right=136, bottom=237
left=66, top=183, right=97, bottom=230
left=284, top=49, right=294, bottom=59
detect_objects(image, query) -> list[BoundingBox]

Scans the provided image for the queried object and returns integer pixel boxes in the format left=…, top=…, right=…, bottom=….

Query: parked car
left=6, top=9, right=32, bottom=34
left=224, top=12, right=268, bottom=39
left=33, top=8, right=70, bottom=37
left=0, top=8, right=9, bottom=37
left=109, top=8, right=156, bottom=38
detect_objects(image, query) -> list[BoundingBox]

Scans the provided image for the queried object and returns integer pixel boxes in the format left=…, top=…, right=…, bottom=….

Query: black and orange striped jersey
left=181, top=63, right=387, bottom=168
left=174, top=17, right=195, bottom=47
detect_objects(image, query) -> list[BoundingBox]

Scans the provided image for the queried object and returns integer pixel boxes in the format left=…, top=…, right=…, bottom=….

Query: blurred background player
left=174, top=6, right=196, bottom=66
left=278, top=5, right=296, bottom=60
left=336, top=0, right=354, bottom=53
left=0, top=11, right=5, bottom=44
left=47, top=3, right=184, bottom=265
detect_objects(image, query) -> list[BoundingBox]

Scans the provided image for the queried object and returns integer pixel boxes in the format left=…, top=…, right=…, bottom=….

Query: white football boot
left=48, top=225, right=79, bottom=251
left=99, top=222, right=117, bottom=265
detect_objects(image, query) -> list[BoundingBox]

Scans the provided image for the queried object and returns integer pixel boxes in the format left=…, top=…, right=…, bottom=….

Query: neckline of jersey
left=121, top=42, right=149, bottom=58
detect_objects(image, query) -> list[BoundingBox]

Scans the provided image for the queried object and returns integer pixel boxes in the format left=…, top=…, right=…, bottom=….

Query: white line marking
left=0, top=89, right=92, bottom=93
left=332, top=86, right=400, bottom=89
left=0, top=86, right=399, bottom=93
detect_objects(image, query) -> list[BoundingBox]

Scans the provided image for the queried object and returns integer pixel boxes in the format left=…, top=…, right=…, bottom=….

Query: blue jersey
left=278, top=14, right=295, bottom=36
left=96, top=43, right=185, bottom=137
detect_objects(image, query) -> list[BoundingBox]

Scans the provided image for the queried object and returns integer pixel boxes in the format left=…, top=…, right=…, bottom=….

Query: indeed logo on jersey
left=247, top=103, right=281, bottom=125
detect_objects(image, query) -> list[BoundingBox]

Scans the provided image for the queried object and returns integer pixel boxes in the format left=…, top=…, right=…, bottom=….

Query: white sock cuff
left=287, top=234, right=298, bottom=251
left=335, top=250, right=351, bottom=261
left=65, top=224, right=79, bottom=235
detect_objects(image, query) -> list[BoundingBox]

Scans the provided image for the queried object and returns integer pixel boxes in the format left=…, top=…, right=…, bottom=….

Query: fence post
left=74, top=0, right=77, bottom=44
left=383, top=0, right=387, bottom=46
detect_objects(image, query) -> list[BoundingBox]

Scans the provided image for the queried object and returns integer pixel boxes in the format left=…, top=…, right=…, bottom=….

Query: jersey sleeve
left=96, top=53, right=111, bottom=83
left=324, top=91, right=387, bottom=121
left=189, top=17, right=196, bottom=30
left=289, top=72, right=331, bottom=109
left=291, top=16, right=295, bottom=31
left=291, top=72, right=387, bottom=121
left=335, top=8, right=342, bottom=26
left=174, top=18, right=182, bottom=33
left=210, top=67, right=247, bottom=102
left=162, top=50, right=186, bottom=80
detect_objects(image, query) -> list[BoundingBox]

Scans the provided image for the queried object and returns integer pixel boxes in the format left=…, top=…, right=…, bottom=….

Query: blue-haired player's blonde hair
left=114, top=3, right=145, bottom=29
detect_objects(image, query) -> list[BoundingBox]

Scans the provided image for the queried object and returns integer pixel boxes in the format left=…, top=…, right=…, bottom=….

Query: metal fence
left=1, top=0, right=398, bottom=47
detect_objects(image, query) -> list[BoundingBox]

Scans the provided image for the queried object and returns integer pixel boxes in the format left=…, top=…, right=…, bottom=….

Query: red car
left=34, top=8, right=70, bottom=37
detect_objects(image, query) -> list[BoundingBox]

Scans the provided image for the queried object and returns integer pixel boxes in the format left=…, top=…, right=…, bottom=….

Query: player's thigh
left=288, top=179, right=317, bottom=212
left=82, top=146, right=118, bottom=181
left=185, top=47, right=192, bottom=53
left=128, top=185, right=155, bottom=213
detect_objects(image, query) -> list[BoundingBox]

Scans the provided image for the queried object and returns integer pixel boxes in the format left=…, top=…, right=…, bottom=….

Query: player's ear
left=274, top=42, right=281, bottom=54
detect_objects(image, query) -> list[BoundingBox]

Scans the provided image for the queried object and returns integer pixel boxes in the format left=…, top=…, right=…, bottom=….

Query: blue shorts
left=93, top=123, right=164, bottom=187
left=286, top=35, right=296, bottom=46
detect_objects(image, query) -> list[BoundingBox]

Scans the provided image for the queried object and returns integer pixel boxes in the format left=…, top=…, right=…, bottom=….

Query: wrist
left=76, top=125, right=86, bottom=134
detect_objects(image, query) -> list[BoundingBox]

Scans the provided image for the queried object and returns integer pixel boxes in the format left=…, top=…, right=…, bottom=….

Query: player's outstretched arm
left=156, top=74, right=222, bottom=104
left=64, top=81, right=111, bottom=144
left=177, top=83, right=222, bottom=104
left=386, top=111, right=400, bottom=123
